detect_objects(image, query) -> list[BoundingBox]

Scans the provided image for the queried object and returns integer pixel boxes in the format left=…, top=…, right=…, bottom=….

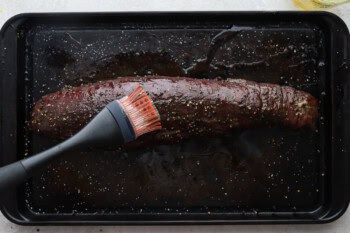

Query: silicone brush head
left=117, top=85, right=162, bottom=138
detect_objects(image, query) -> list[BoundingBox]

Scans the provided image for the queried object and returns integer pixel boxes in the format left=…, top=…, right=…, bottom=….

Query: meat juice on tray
left=24, top=24, right=324, bottom=214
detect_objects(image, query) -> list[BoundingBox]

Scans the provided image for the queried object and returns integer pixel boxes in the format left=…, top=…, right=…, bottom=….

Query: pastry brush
left=0, top=85, right=161, bottom=193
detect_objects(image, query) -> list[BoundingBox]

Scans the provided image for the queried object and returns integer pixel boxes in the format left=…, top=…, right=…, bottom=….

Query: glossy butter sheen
left=31, top=76, right=318, bottom=147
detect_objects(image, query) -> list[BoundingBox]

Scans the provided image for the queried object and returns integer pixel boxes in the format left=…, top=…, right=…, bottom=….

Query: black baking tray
left=0, top=12, right=349, bottom=225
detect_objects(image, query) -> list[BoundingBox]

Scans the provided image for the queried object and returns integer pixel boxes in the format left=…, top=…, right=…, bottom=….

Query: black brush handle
left=0, top=161, right=27, bottom=193
left=0, top=137, right=80, bottom=194
left=0, top=107, right=127, bottom=195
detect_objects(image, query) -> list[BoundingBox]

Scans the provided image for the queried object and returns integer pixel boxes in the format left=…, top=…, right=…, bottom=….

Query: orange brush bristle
left=117, top=85, right=161, bottom=138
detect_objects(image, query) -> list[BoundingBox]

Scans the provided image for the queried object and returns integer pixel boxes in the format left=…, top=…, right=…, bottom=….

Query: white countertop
left=0, top=0, right=349, bottom=232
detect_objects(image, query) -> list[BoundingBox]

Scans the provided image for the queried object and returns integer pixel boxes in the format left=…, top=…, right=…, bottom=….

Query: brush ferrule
left=106, top=101, right=135, bottom=143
